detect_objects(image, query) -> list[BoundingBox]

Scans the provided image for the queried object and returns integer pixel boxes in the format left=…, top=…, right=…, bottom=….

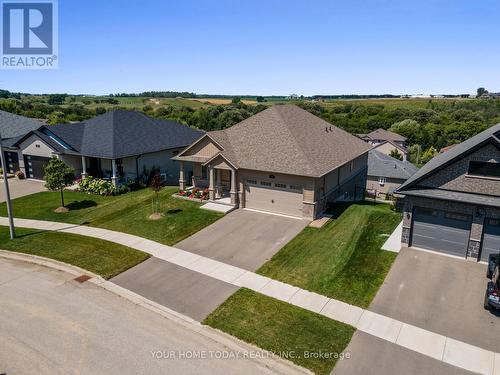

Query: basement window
left=468, top=161, right=500, bottom=178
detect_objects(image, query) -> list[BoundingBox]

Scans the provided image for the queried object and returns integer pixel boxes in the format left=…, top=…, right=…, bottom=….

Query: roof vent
left=325, top=127, right=329, bottom=133
left=329, top=126, right=332, bottom=132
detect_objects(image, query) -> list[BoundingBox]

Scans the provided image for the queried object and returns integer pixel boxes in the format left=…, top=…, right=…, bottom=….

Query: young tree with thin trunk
left=44, top=157, right=75, bottom=210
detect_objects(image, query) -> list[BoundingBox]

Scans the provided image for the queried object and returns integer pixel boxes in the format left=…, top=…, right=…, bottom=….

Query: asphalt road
left=0, top=258, right=299, bottom=375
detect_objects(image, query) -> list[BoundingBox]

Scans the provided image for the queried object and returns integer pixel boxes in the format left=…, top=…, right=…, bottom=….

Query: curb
left=0, top=250, right=311, bottom=375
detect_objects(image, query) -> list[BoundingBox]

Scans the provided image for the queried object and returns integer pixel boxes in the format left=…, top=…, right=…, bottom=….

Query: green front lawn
left=204, top=288, right=355, bottom=375
left=0, top=187, right=222, bottom=245
left=258, top=202, right=401, bottom=308
left=0, top=226, right=149, bottom=279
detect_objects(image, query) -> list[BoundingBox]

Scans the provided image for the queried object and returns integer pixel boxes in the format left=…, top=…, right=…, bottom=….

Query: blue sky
left=1, top=0, right=499, bottom=95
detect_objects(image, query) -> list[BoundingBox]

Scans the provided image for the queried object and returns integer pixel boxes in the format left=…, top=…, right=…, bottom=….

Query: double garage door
left=245, top=179, right=303, bottom=218
left=24, top=155, right=50, bottom=180
left=411, top=207, right=471, bottom=258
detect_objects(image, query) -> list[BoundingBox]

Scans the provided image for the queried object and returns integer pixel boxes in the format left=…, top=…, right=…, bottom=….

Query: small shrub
left=78, top=176, right=128, bottom=196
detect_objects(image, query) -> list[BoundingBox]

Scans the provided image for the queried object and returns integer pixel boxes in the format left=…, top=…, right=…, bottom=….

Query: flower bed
left=176, top=188, right=209, bottom=202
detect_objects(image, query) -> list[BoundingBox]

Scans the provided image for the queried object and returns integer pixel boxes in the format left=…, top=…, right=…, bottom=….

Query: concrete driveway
left=112, top=257, right=238, bottom=321
left=369, top=247, right=499, bottom=353
left=0, top=258, right=296, bottom=375
left=176, top=209, right=308, bottom=271
left=0, top=178, right=45, bottom=202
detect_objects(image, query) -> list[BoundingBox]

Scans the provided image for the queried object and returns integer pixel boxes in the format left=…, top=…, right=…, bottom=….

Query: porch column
left=208, top=165, right=215, bottom=200
left=215, top=168, right=221, bottom=198
left=179, top=161, right=186, bottom=191
left=230, top=168, right=237, bottom=205
left=81, top=156, right=87, bottom=179
left=111, top=159, right=118, bottom=187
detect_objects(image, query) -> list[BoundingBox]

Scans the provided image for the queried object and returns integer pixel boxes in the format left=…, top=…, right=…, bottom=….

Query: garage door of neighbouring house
left=411, top=207, right=471, bottom=257
left=245, top=179, right=303, bottom=217
left=481, top=218, right=500, bottom=262
left=3, top=152, right=19, bottom=174
left=24, top=155, right=50, bottom=180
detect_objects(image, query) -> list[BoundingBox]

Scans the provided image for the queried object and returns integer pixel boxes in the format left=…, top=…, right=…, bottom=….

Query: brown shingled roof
left=207, top=105, right=371, bottom=177
left=366, top=128, right=407, bottom=142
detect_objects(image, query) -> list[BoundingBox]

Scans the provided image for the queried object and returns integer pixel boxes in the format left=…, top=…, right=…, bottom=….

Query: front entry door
left=88, top=157, right=102, bottom=178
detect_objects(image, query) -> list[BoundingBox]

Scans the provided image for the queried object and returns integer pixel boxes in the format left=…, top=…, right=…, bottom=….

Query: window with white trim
left=275, top=183, right=287, bottom=189
left=289, top=185, right=302, bottom=191
left=246, top=179, right=257, bottom=185
left=260, top=181, right=272, bottom=187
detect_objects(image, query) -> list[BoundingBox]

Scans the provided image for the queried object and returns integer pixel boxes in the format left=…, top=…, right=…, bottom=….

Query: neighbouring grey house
left=8, top=110, right=203, bottom=185
left=396, top=123, right=500, bottom=262
left=366, top=149, right=418, bottom=198
left=174, top=105, right=371, bottom=220
left=0, top=110, right=45, bottom=174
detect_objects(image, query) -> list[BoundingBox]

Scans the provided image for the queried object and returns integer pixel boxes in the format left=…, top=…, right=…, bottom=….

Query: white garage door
left=245, top=179, right=303, bottom=217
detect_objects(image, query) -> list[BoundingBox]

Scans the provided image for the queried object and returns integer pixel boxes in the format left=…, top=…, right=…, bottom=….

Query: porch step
left=201, top=201, right=236, bottom=214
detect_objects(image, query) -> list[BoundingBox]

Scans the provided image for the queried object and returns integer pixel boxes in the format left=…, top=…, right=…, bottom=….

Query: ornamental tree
left=44, top=157, right=75, bottom=209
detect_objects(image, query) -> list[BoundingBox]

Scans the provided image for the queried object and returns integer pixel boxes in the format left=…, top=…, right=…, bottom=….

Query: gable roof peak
left=398, top=122, right=500, bottom=191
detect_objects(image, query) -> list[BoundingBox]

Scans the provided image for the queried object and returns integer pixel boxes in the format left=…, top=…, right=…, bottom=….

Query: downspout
left=135, top=155, right=142, bottom=182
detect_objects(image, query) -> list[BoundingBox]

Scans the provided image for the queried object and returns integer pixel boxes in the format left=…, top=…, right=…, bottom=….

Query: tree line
left=1, top=91, right=500, bottom=166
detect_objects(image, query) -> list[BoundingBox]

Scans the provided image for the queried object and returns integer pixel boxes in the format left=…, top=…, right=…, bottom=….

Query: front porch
left=177, top=156, right=238, bottom=207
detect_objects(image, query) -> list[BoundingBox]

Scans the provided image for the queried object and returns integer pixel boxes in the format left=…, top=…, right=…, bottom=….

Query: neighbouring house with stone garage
left=173, top=105, right=371, bottom=220
left=8, top=110, right=203, bottom=185
left=396, top=123, right=500, bottom=262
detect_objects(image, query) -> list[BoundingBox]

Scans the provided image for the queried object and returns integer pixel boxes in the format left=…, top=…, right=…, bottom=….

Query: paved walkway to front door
left=1, top=216, right=498, bottom=375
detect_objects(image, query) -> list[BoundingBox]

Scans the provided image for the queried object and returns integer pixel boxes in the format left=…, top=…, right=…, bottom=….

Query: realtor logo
left=1, top=0, right=58, bottom=69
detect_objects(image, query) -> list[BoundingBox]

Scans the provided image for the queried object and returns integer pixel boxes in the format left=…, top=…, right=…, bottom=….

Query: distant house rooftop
left=368, top=150, right=418, bottom=180
left=364, top=128, right=407, bottom=143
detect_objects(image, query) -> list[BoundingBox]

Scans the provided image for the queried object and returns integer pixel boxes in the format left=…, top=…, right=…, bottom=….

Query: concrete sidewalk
left=1, top=216, right=498, bottom=375
left=382, top=220, right=402, bottom=252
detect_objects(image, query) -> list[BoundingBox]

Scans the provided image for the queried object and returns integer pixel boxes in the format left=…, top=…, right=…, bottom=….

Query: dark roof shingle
left=398, top=123, right=500, bottom=191
left=48, top=110, right=203, bottom=159
left=0, top=110, right=44, bottom=139
left=368, top=150, right=418, bottom=180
